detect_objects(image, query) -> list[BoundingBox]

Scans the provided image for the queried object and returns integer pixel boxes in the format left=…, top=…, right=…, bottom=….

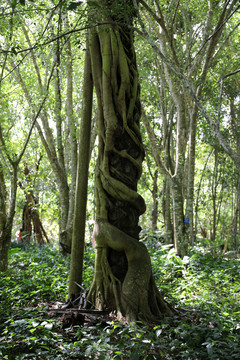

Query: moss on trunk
left=88, top=220, right=172, bottom=321
left=87, top=0, right=173, bottom=321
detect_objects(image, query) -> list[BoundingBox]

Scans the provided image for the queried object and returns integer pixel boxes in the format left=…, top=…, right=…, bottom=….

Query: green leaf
left=8, top=248, right=20, bottom=255
left=67, top=1, right=82, bottom=10
left=11, top=0, right=17, bottom=9
left=87, top=1, right=101, bottom=7
left=130, top=353, right=141, bottom=360
left=19, top=0, right=26, bottom=5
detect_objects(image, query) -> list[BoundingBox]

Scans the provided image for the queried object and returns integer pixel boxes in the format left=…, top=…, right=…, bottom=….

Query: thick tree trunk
left=87, top=0, right=173, bottom=321
left=90, top=220, right=172, bottom=321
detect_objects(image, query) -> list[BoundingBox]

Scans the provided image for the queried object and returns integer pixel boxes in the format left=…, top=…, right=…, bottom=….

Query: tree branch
left=133, top=0, right=240, bottom=172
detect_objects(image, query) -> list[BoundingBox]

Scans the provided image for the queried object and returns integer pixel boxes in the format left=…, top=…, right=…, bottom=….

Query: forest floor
left=0, top=234, right=240, bottom=359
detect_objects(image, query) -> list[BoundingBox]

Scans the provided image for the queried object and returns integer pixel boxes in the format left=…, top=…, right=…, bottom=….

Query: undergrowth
left=0, top=235, right=240, bottom=359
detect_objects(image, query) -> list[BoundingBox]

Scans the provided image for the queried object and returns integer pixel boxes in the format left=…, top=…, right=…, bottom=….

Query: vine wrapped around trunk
left=87, top=0, right=173, bottom=321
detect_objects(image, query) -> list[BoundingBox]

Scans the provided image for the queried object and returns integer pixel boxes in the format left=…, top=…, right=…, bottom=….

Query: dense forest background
left=1, top=0, right=240, bottom=257
left=1, top=0, right=240, bottom=358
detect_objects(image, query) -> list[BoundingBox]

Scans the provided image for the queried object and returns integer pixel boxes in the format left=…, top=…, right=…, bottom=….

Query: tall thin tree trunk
left=68, top=38, right=93, bottom=299
left=212, top=148, right=219, bottom=242
left=162, top=178, right=173, bottom=244
left=0, top=160, right=7, bottom=271
left=172, top=181, right=188, bottom=256
left=186, top=107, right=197, bottom=245
left=0, top=164, right=18, bottom=271
left=151, top=170, right=158, bottom=230
left=65, top=15, right=78, bottom=241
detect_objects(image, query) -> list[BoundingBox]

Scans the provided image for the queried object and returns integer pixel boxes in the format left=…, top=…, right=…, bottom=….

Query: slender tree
left=137, top=0, right=239, bottom=255
left=0, top=110, right=46, bottom=271
left=68, top=37, right=93, bottom=299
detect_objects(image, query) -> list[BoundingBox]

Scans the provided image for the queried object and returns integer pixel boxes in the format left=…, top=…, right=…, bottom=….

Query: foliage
left=1, top=235, right=240, bottom=359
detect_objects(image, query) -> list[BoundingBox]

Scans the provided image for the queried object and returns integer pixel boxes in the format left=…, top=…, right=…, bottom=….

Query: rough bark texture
left=89, top=220, right=172, bottom=321
left=87, top=0, right=172, bottom=321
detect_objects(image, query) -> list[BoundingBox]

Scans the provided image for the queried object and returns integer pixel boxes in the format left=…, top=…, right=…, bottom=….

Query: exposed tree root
left=88, top=220, right=173, bottom=322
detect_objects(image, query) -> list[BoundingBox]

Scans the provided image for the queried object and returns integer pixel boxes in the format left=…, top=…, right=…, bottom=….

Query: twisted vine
left=87, top=1, right=173, bottom=321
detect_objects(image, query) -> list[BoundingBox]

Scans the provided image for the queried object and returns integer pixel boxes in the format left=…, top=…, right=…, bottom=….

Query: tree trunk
left=185, top=106, right=197, bottom=245
left=19, top=163, right=49, bottom=244
left=87, top=0, right=173, bottom=322
left=172, top=181, right=188, bottom=257
left=90, top=220, right=173, bottom=321
left=151, top=170, right=158, bottom=230
left=0, top=161, right=6, bottom=235
left=162, top=178, right=173, bottom=244
left=0, top=226, right=12, bottom=272
left=68, top=38, right=93, bottom=298
left=0, top=161, right=8, bottom=272
left=0, top=164, right=18, bottom=272
left=21, top=191, right=49, bottom=244
left=64, top=14, right=78, bottom=248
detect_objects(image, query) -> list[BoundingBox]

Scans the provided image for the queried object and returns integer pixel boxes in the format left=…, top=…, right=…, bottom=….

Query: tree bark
left=0, top=163, right=18, bottom=272
left=87, top=0, right=173, bottom=321
left=68, top=37, right=93, bottom=298
left=151, top=170, right=158, bottom=230
left=0, top=160, right=8, bottom=272
left=185, top=105, right=198, bottom=245
left=90, top=220, right=172, bottom=321
left=162, top=178, right=173, bottom=244
left=65, top=14, right=78, bottom=247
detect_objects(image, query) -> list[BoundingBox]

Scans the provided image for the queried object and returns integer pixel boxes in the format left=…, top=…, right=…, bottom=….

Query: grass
left=0, top=236, right=240, bottom=359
